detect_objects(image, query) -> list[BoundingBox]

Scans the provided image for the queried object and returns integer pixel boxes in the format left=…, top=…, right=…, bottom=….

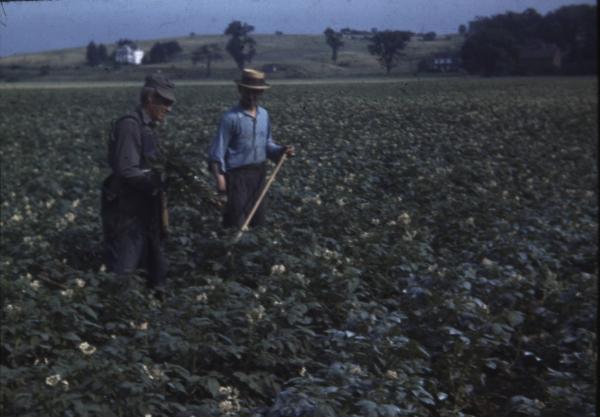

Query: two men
left=101, top=73, right=174, bottom=289
left=208, top=69, right=294, bottom=228
left=102, top=69, right=291, bottom=288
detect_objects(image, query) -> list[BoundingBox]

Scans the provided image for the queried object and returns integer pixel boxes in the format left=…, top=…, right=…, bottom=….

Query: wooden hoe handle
left=233, top=153, right=288, bottom=243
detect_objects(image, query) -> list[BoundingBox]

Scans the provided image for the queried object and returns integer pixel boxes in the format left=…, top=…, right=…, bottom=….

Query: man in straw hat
left=101, top=72, right=175, bottom=294
left=208, top=68, right=295, bottom=229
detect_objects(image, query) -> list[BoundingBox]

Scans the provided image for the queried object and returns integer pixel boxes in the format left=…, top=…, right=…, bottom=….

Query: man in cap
left=208, top=68, right=295, bottom=229
left=101, top=73, right=175, bottom=292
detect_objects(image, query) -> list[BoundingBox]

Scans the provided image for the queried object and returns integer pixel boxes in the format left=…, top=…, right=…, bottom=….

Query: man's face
left=147, top=94, right=173, bottom=123
left=240, top=87, right=263, bottom=109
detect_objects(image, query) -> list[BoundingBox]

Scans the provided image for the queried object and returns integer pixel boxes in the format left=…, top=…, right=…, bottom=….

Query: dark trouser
left=103, top=217, right=167, bottom=288
left=223, top=163, right=266, bottom=229
left=101, top=176, right=167, bottom=288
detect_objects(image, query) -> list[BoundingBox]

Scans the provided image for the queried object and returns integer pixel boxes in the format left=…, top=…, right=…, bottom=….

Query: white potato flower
left=79, top=341, right=96, bottom=355
left=60, top=289, right=74, bottom=298
left=219, top=385, right=233, bottom=396
left=149, top=366, right=165, bottom=381
left=142, top=364, right=154, bottom=380
left=398, top=212, right=411, bottom=225
left=323, top=249, right=339, bottom=259
left=34, top=357, right=49, bottom=365
left=386, top=370, right=399, bottom=380
left=219, top=400, right=234, bottom=413
left=46, top=374, right=62, bottom=386
left=247, top=304, right=266, bottom=324
left=349, top=364, right=363, bottom=375
left=481, top=258, right=495, bottom=267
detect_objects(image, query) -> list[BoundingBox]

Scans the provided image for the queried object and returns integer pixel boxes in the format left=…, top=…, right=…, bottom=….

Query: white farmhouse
left=115, top=44, right=144, bottom=65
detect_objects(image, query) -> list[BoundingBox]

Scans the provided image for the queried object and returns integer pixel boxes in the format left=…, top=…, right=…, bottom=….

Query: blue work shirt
left=208, top=105, right=284, bottom=172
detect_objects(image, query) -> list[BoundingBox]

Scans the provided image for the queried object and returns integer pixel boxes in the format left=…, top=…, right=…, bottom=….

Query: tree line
left=461, top=4, right=597, bottom=75
left=84, top=20, right=413, bottom=76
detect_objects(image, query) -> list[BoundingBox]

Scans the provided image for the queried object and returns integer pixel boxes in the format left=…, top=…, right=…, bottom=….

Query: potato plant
left=0, top=78, right=597, bottom=417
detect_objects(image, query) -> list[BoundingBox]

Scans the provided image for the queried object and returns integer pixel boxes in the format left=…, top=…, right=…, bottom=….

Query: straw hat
left=235, top=69, right=271, bottom=90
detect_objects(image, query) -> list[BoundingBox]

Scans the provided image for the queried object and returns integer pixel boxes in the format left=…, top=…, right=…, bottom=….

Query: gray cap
left=144, top=73, right=175, bottom=102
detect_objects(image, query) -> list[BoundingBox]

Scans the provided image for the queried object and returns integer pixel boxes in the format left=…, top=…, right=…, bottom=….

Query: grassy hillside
left=0, top=33, right=464, bottom=82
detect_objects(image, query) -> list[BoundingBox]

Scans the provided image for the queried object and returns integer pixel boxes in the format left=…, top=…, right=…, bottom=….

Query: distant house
left=432, top=56, right=459, bottom=72
left=115, top=44, right=144, bottom=65
left=419, top=53, right=461, bottom=72
left=517, top=41, right=561, bottom=74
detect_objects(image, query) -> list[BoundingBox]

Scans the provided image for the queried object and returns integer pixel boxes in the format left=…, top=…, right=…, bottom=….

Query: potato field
left=0, top=77, right=597, bottom=417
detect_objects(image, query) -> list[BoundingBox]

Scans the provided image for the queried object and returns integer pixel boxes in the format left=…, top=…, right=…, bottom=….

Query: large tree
left=224, top=20, right=256, bottom=70
left=146, top=41, right=182, bottom=64
left=162, top=41, right=182, bottom=57
left=324, top=27, right=344, bottom=62
left=461, top=5, right=596, bottom=75
left=461, top=9, right=542, bottom=76
left=148, top=42, right=167, bottom=64
left=85, top=41, right=100, bottom=66
left=461, top=28, right=518, bottom=76
left=541, top=4, right=597, bottom=73
left=192, top=44, right=223, bottom=77
left=97, top=44, right=108, bottom=63
left=367, top=31, right=412, bottom=74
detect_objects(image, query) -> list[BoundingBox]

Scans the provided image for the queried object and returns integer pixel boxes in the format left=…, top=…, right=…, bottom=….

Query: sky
left=0, top=0, right=596, bottom=56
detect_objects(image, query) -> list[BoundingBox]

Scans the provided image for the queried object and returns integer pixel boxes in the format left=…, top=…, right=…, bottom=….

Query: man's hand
left=214, top=169, right=227, bottom=208
left=283, top=145, right=296, bottom=157
left=210, top=162, right=227, bottom=193
left=216, top=174, right=227, bottom=194
left=216, top=192, right=227, bottom=208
